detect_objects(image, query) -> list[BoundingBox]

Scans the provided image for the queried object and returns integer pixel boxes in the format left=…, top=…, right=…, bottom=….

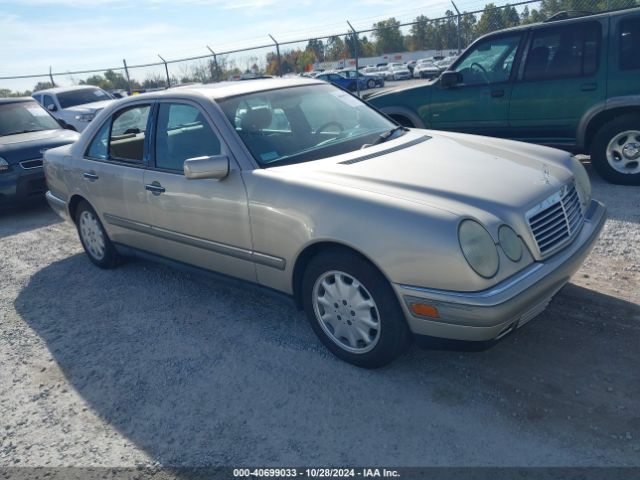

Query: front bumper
left=393, top=199, right=606, bottom=341
left=0, top=168, right=47, bottom=207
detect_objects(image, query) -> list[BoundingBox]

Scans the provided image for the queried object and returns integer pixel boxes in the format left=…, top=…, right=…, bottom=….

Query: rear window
left=57, top=88, right=112, bottom=109
left=620, top=17, right=640, bottom=70
left=523, top=22, right=601, bottom=80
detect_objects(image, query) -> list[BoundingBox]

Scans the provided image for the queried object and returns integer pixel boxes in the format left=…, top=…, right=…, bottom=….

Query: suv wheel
left=591, top=114, right=640, bottom=185
left=75, top=200, right=119, bottom=269
left=302, top=249, right=411, bottom=368
left=367, top=79, right=376, bottom=89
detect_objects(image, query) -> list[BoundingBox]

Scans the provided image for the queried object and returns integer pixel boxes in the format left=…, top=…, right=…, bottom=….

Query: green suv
left=368, top=7, right=640, bottom=185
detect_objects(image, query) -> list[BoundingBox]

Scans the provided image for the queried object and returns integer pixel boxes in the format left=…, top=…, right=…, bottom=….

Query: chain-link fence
left=1, top=0, right=638, bottom=96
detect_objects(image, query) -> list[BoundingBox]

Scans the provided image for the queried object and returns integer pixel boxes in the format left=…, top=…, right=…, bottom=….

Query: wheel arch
left=579, top=98, right=640, bottom=152
left=379, top=106, right=424, bottom=129
left=291, top=240, right=392, bottom=310
left=67, top=194, right=89, bottom=224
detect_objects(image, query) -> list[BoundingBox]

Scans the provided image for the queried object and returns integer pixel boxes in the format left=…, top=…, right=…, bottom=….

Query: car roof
left=480, top=6, right=640, bottom=37
left=35, top=85, right=105, bottom=95
left=0, top=97, right=38, bottom=105
left=130, top=77, right=325, bottom=101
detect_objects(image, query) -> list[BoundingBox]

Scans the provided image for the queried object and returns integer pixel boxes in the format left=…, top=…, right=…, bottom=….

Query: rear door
left=79, top=101, right=163, bottom=253
left=509, top=19, right=607, bottom=149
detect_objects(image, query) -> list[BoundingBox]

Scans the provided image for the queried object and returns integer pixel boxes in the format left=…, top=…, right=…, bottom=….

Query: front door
left=429, top=32, right=523, bottom=137
left=143, top=100, right=256, bottom=282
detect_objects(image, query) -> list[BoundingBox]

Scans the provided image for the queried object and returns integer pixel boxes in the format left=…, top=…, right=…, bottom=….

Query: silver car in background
left=44, top=78, right=605, bottom=367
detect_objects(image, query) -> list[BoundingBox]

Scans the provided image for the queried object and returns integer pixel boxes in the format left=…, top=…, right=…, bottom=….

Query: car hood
left=64, top=99, right=114, bottom=113
left=275, top=130, right=574, bottom=227
left=0, top=129, right=79, bottom=164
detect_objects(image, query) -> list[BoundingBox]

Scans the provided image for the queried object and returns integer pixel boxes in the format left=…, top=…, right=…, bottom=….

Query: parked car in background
left=368, top=7, right=640, bottom=185
left=0, top=98, right=79, bottom=207
left=388, top=64, right=412, bottom=80
left=405, top=60, right=417, bottom=74
left=44, top=78, right=604, bottom=367
left=413, top=59, right=441, bottom=78
left=435, top=56, right=458, bottom=71
left=340, top=69, right=385, bottom=89
left=315, top=72, right=358, bottom=92
left=32, top=86, right=115, bottom=132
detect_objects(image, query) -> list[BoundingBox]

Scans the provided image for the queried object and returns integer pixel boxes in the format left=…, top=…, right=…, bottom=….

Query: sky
left=0, top=0, right=496, bottom=91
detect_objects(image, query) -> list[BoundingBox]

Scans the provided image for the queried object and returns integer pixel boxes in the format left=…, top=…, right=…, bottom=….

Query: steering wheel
left=315, top=121, right=344, bottom=136
left=470, top=62, right=490, bottom=83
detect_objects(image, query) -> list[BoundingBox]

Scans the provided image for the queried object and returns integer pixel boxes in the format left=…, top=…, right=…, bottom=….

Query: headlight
left=75, top=113, right=95, bottom=122
left=458, top=220, right=500, bottom=278
left=498, top=225, right=523, bottom=262
left=0, top=157, right=9, bottom=173
left=570, top=156, right=591, bottom=212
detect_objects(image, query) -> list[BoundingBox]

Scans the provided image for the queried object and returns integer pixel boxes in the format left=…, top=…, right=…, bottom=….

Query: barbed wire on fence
left=1, top=0, right=638, bottom=96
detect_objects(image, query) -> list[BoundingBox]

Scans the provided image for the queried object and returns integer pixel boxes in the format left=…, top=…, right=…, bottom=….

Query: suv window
left=109, top=105, right=151, bottom=162
left=155, top=103, right=221, bottom=172
left=523, top=22, right=601, bottom=81
left=454, top=34, right=521, bottom=85
left=43, top=95, right=56, bottom=110
left=620, top=17, right=640, bottom=70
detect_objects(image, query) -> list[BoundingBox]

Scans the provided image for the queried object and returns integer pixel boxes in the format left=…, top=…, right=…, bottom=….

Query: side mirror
left=46, top=104, right=57, bottom=112
left=440, top=70, right=462, bottom=88
left=184, top=155, right=229, bottom=180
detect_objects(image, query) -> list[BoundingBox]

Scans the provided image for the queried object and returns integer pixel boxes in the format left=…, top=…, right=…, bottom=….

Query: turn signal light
left=410, top=303, right=440, bottom=318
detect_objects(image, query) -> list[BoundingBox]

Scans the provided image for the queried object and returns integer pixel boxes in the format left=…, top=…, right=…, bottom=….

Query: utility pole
left=451, top=1, right=462, bottom=54
left=269, top=34, right=282, bottom=77
left=122, top=59, right=132, bottom=95
left=347, top=21, right=360, bottom=97
left=158, top=54, right=171, bottom=87
left=49, top=66, right=55, bottom=87
left=206, top=46, right=219, bottom=82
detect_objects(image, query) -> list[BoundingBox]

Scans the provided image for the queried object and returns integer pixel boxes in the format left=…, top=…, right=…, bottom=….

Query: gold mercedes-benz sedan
left=44, top=78, right=606, bottom=367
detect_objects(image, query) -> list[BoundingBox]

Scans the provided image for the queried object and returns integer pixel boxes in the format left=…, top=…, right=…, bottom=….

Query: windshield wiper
left=362, top=125, right=408, bottom=149
left=3, top=129, right=45, bottom=136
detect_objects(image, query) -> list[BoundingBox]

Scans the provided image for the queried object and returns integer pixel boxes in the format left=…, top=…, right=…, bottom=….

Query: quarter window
left=454, top=34, right=521, bottom=85
left=109, top=105, right=151, bottom=162
left=86, top=121, right=110, bottom=159
left=523, top=22, right=601, bottom=81
left=620, top=18, right=640, bottom=70
left=154, top=103, right=221, bottom=172
left=43, top=95, right=56, bottom=110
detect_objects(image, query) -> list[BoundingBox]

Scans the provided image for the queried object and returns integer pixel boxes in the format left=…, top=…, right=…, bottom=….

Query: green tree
left=306, top=39, right=325, bottom=62
left=476, top=3, right=506, bottom=36
left=373, top=18, right=404, bottom=54
left=409, top=15, right=431, bottom=51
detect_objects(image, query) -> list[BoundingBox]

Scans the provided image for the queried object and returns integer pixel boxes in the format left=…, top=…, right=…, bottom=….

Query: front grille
left=527, top=183, right=584, bottom=255
left=20, top=158, right=43, bottom=169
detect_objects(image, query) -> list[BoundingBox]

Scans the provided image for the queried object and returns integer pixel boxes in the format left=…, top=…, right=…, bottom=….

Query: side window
left=43, top=95, right=56, bottom=110
left=109, top=105, right=151, bottom=162
left=454, top=34, right=521, bottom=85
left=86, top=121, right=110, bottom=160
left=620, top=18, right=640, bottom=70
left=523, top=22, right=601, bottom=81
left=155, top=103, right=221, bottom=172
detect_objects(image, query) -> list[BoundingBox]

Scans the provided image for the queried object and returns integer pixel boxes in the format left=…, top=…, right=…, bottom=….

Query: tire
left=367, top=79, right=376, bottom=89
left=590, top=114, right=640, bottom=185
left=302, top=248, right=411, bottom=368
left=75, top=200, right=119, bottom=269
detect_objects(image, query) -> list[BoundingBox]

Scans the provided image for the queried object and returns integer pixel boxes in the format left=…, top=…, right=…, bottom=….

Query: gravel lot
left=0, top=162, right=639, bottom=468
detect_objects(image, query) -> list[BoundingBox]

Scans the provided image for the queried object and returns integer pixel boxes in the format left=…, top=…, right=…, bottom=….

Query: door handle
left=491, top=89, right=505, bottom=98
left=581, top=83, right=597, bottom=91
left=83, top=171, right=98, bottom=181
left=145, top=182, right=165, bottom=195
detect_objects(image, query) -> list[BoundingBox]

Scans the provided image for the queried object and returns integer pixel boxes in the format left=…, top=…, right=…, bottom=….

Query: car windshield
left=57, top=88, right=112, bottom=109
left=0, top=102, right=61, bottom=136
left=217, top=84, right=400, bottom=167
